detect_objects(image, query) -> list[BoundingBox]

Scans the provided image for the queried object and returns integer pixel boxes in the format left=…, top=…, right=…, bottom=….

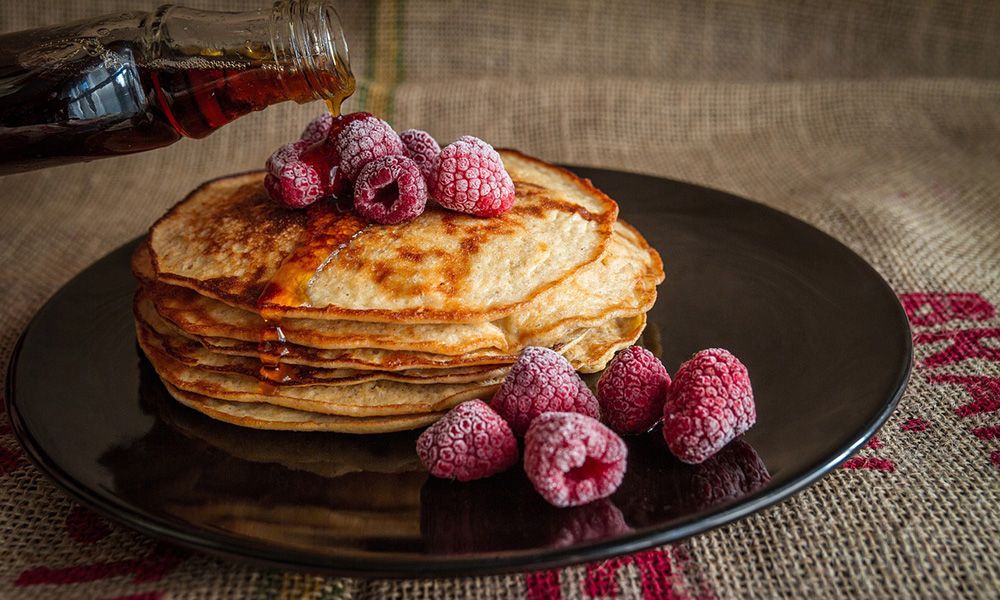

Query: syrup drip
left=254, top=201, right=368, bottom=394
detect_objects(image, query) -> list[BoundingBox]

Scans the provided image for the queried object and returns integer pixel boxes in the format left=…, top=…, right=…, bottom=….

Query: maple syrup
left=254, top=197, right=368, bottom=393
left=0, top=1, right=354, bottom=174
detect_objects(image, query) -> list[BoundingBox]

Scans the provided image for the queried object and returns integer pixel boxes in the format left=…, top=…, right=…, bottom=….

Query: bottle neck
left=269, top=1, right=354, bottom=106
left=147, top=1, right=354, bottom=138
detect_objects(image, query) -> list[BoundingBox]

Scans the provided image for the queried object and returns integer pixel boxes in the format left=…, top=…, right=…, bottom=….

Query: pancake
left=497, top=220, right=662, bottom=347
left=142, top=310, right=639, bottom=418
left=135, top=244, right=510, bottom=356
left=136, top=291, right=510, bottom=385
left=564, top=313, right=647, bottom=373
left=142, top=330, right=503, bottom=417
left=165, top=383, right=448, bottom=433
left=152, top=283, right=509, bottom=355
left=189, top=320, right=616, bottom=372
left=141, top=320, right=511, bottom=386
left=148, top=150, right=619, bottom=323
left=141, top=220, right=662, bottom=355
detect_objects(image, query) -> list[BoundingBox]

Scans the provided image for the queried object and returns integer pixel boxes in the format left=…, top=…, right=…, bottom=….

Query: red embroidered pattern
left=913, top=291, right=1000, bottom=471
left=525, top=568, right=562, bottom=600
left=971, top=426, right=1000, bottom=441
left=928, top=374, right=1000, bottom=417
left=841, top=457, right=896, bottom=472
left=914, top=328, right=1000, bottom=368
left=900, top=418, right=931, bottom=432
left=899, top=292, right=995, bottom=326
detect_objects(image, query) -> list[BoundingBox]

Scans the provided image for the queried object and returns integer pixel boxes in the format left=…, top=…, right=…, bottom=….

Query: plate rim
left=4, top=166, right=913, bottom=577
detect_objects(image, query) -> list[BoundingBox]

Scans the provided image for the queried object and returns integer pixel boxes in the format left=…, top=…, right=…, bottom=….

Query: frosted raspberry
left=334, top=115, right=405, bottom=181
left=524, top=412, right=627, bottom=507
left=297, top=142, right=337, bottom=192
left=399, top=129, right=441, bottom=183
left=300, top=113, right=334, bottom=144
left=417, top=400, right=518, bottom=482
left=431, top=136, right=515, bottom=217
left=597, top=346, right=671, bottom=434
left=264, top=161, right=323, bottom=209
left=300, top=111, right=375, bottom=145
left=491, top=347, right=600, bottom=436
left=353, top=155, right=428, bottom=225
left=662, top=348, right=756, bottom=464
left=265, top=140, right=311, bottom=174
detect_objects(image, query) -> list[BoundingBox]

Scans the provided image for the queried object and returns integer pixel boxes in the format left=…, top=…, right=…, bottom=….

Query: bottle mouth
left=271, top=0, right=354, bottom=102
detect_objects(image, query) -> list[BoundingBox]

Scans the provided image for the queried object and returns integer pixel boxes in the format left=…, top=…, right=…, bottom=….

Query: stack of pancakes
left=133, top=150, right=664, bottom=433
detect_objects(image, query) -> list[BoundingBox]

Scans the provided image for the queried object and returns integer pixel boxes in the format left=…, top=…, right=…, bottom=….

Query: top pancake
left=149, top=150, right=618, bottom=324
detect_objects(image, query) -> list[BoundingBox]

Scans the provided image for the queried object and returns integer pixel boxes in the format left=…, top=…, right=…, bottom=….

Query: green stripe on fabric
left=360, top=0, right=405, bottom=121
left=388, top=0, right=405, bottom=120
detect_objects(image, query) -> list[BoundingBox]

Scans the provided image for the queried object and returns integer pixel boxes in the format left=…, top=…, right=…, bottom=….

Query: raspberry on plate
left=399, top=129, right=441, bottom=184
left=416, top=400, right=518, bottom=482
left=524, top=412, right=628, bottom=507
left=431, top=136, right=516, bottom=217
left=334, top=114, right=405, bottom=181
left=491, top=346, right=600, bottom=436
left=597, top=346, right=671, bottom=434
left=353, top=155, right=428, bottom=225
left=662, top=348, right=756, bottom=464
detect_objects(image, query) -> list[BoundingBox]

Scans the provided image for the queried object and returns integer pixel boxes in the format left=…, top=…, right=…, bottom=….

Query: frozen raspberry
left=597, top=346, right=671, bottom=434
left=300, top=113, right=334, bottom=144
left=431, top=136, right=515, bottom=217
left=399, top=129, right=441, bottom=183
left=524, top=412, right=628, bottom=507
left=417, top=400, right=518, bottom=482
left=334, top=115, right=405, bottom=181
left=265, top=140, right=311, bottom=174
left=264, top=140, right=328, bottom=208
left=353, top=155, right=428, bottom=225
left=300, top=111, right=375, bottom=145
left=491, top=346, right=600, bottom=436
left=264, top=161, right=323, bottom=209
left=662, top=348, right=756, bottom=464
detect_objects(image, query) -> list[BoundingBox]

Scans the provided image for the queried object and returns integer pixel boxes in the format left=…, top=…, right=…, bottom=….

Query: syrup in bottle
left=0, top=1, right=354, bottom=174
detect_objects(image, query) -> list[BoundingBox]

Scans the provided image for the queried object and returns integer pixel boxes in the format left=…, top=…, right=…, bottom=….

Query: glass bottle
left=0, top=1, right=354, bottom=174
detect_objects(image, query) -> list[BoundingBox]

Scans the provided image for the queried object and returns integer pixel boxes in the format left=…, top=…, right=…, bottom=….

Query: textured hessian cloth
left=1, top=1, right=998, bottom=598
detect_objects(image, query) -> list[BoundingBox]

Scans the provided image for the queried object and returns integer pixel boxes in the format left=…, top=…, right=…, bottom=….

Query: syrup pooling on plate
left=255, top=202, right=368, bottom=393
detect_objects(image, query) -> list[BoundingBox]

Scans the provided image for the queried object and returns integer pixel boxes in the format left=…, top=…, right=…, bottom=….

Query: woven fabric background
left=2, top=1, right=999, bottom=598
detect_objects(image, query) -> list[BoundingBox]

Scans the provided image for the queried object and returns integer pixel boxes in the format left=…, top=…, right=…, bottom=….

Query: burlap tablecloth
left=2, top=1, right=998, bottom=598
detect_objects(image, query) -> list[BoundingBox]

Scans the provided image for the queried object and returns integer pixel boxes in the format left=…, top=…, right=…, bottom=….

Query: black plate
left=5, top=167, right=911, bottom=577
